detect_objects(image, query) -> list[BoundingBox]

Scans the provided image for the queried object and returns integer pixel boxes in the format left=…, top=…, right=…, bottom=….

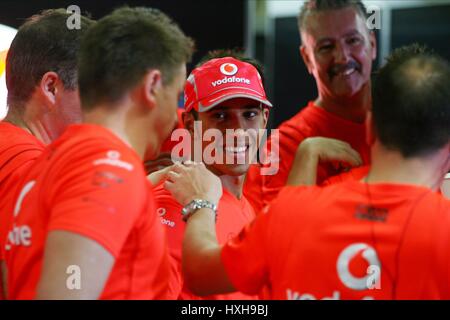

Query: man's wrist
left=189, top=194, right=220, bottom=206
left=182, top=199, right=218, bottom=222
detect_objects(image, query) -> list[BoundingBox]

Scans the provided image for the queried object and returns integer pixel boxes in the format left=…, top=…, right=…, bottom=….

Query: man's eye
left=348, top=37, right=362, bottom=45
left=243, top=111, right=258, bottom=119
left=213, top=112, right=226, bottom=120
left=319, top=44, right=334, bottom=52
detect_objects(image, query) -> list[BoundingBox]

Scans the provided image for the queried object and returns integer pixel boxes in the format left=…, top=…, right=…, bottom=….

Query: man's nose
left=333, top=42, right=351, bottom=64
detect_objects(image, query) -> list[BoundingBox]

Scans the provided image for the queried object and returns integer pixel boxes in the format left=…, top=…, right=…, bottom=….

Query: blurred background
left=1, top=0, right=450, bottom=127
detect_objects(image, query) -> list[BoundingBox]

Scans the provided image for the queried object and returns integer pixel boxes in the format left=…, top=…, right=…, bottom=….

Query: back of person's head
left=372, top=44, right=450, bottom=158
left=298, top=0, right=368, bottom=34
left=6, top=8, right=94, bottom=114
left=78, top=6, right=194, bottom=111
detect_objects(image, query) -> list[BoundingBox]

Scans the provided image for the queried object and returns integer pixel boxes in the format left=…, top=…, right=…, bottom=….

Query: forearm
left=287, top=150, right=318, bottom=186
left=183, top=208, right=235, bottom=296
left=35, top=231, right=114, bottom=300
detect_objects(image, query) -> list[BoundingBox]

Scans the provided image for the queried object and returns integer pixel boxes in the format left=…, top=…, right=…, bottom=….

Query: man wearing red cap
left=244, top=0, right=375, bottom=212
left=167, top=44, right=450, bottom=300
left=153, top=51, right=272, bottom=300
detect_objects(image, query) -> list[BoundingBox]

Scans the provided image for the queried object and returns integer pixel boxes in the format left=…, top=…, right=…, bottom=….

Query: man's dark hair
left=6, top=9, right=94, bottom=113
left=190, top=49, right=266, bottom=120
left=372, top=44, right=450, bottom=157
left=298, top=0, right=369, bottom=33
left=78, top=7, right=194, bottom=110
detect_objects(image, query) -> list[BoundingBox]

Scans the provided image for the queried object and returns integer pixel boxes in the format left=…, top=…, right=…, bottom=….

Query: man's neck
left=218, top=174, right=246, bottom=200
left=4, top=111, right=53, bottom=145
left=365, top=142, right=449, bottom=191
left=83, top=102, right=147, bottom=160
left=316, top=85, right=370, bottom=123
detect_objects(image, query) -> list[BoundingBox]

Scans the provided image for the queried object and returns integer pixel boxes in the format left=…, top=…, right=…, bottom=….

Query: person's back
left=4, top=124, right=170, bottom=299
left=0, top=122, right=44, bottom=225
left=246, top=182, right=450, bottom=299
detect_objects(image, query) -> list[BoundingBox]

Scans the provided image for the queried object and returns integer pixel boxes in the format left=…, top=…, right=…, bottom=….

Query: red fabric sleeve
left=46, top=147, right=147, bottom=258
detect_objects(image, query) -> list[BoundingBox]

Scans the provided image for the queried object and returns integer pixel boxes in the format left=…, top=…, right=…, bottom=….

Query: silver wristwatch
left=181, top=199, right=217, bottom=222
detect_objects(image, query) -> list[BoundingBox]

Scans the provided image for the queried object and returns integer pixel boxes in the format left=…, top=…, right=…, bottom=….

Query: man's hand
left=147, top=165, right=174, bottom=186
left=144, top=152, right=174, bottom=175
left=301, top=137, right=362, bottom=165
left=288, top=137, right=362, bottom=186
left=164, top=161, right=222, bottom=206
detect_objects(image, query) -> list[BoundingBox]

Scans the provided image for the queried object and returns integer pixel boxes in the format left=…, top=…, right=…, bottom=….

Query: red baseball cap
left=184, top=57, right=273, bottom=112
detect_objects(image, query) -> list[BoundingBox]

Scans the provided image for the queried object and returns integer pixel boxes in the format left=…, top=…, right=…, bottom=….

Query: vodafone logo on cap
left=220, top=63, right=238, bottom=76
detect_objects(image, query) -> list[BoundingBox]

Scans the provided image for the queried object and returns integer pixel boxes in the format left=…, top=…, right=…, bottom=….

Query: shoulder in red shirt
left=224, top=181, right=450, bottom=299
left=4, top=124, right=171, bottom=299
left=0, top=122, right=45, bottom=261
left=154, top=183, right=258, bottom=300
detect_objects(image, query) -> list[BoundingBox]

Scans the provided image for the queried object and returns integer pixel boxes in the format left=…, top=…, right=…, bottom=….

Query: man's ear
left=262, top=107, right=269, bottom=129
left=182, top=111, right=195, bottom=135
left=39, top=72, right=60, bottom=109
left=365, top=111, right=376, bottom=146
left=142, top=69, right=163, bottom=109
left=300, top=45, right=313, bottom=75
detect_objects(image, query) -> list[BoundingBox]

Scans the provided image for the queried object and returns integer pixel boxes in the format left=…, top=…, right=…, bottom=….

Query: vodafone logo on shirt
left=158, top=207, right=175, bottom=228
left=287, top=243, right=381, bottom=300
left=93, top=150, right=134, bottom=171
left=337, top=243, right=381, bottom=291
left=5, top=181, right=36, bottom=251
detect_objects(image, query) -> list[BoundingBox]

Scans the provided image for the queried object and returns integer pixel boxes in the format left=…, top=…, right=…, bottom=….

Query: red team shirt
left=0, top=122, right=45, bottom=262
left=222, top=182, right=450, bottom=299
left=154, top=184, right=258, bottom=300
left=244, top=101, right=370, bottom=213
left=4, top=124, right=170, bottom=299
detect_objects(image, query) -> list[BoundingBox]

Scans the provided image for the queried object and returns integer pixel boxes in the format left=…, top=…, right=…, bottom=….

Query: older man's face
left=300, top=7, right=377, bottom=99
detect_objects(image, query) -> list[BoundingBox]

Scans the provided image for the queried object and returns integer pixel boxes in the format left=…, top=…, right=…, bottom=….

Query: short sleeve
left=47, top=146, right=147, bottom=258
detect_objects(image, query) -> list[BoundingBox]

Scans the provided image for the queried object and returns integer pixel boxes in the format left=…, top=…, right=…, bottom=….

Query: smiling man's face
left=191, top=97, right=269, bottom=177
left=300, top=7, right=377, bottom=99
